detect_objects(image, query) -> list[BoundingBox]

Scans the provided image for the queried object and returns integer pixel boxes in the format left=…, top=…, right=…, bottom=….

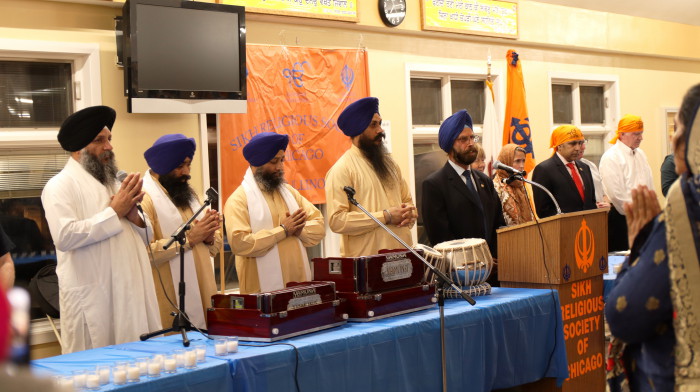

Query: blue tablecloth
left=33, top=287, right=568, bottom=392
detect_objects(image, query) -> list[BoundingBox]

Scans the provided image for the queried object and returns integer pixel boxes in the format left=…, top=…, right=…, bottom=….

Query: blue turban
left=58, top=105, right=116, bottom=152
left=438, top=109, right=473, bottom=153
left=337, top=97, right=379, bottom=137
left=144, top=133, right=196, bottom=175
left=243, top=132, right=289, bottom=166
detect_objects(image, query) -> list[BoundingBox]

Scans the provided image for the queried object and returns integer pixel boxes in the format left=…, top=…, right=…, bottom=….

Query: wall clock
left=379, top=0, right=406, bottom=27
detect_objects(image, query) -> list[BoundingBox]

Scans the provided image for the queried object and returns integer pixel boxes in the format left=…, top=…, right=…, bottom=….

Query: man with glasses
left=599, top=114, right=655, bottom=251
left=422, top=109, right=504, bottom=259
left=531, top=125, right=597, bottom=219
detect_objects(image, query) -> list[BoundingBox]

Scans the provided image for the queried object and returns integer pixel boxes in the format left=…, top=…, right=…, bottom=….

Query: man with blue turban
left=42, top=106, right=161, bottom=353
left=140, top=133, right=222, bottom=329
left=325, top=97, right=417, bottom=257
left=421, top=109, right=504, bottom=260
left=224, top=132, right=325, bottom=294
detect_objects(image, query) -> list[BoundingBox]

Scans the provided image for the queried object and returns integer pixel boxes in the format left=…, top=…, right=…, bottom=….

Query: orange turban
left=609, top=114, right=643, bottom=144
left=549, top=125, right=583, bottom=149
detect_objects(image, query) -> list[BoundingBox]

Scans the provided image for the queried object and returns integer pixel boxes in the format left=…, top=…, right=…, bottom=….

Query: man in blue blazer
left=421, top=109, right=504, bottom=258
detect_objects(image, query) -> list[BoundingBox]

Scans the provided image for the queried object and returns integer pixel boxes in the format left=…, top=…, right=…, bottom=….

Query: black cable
left=522, top=183, right=559, bottom=376
left=240, top=342, right=301, bottom=392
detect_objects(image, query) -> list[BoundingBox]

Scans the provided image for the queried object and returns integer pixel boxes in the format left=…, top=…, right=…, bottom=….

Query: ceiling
left=534, top=0, right=700, bottom=26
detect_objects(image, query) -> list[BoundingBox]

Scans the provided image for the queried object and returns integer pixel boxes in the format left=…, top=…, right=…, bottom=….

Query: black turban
left=57, top=106, right=116, bottom=152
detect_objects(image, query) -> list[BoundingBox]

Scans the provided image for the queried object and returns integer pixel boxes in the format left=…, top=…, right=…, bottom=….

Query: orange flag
left=219, top=45, right=369, bottom=204
left=502, top=50, right=535, bottom=175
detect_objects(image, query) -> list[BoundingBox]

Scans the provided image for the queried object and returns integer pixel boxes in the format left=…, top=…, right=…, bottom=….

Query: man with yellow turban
left=599, top=114, right=654, bottom=251
left=531, top=125, right=597, bottom=218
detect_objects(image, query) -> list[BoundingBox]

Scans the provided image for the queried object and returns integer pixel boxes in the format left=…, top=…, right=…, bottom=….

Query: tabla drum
left=413, top=243, right=445, bottom=284
left=434, top=238, right=493, bottom=297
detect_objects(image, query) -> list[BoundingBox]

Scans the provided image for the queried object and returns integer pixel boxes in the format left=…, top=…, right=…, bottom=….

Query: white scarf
left=142, top=171, right=206, bottom=329
left=242, top=167, right=310, bottom=292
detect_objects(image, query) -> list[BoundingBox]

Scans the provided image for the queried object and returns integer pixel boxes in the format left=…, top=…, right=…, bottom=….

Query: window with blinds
left=0, top=148, right=69, bottom=199
left=0, top=60, right=73, bottom=129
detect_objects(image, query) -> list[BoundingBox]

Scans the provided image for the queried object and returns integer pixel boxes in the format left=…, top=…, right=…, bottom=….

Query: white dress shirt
left=599, top=141, right=655, bottom=214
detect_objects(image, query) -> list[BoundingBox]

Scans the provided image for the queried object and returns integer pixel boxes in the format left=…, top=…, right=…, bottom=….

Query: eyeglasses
left=455, top=135, right=481, bottom=144
left=565, top=139, right=588, bottom=147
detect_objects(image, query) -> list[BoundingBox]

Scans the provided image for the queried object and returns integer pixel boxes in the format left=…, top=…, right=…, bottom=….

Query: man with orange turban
left=599, top=114, right=654, bottom=251
left=531, top=125, right=597, bottom=218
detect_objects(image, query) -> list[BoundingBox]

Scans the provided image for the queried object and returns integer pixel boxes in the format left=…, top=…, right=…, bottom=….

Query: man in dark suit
left=531, top=125, right=597, bottom=218
left=421, top=109, right=504, bottom=258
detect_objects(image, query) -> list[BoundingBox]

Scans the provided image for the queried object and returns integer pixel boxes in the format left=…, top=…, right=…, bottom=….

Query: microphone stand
left=343, top=187, right=474, bottom=392
left=507, top=174, right=562, bottom=215
left=139, top=197, right=214, bottom=347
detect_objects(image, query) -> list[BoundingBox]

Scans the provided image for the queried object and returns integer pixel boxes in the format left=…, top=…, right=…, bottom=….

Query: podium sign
left=497, top=209, right=608, bottom=391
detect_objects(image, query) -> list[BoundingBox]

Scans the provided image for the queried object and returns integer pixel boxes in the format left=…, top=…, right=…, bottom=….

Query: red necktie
left=566, top=162, right=585, bottom=201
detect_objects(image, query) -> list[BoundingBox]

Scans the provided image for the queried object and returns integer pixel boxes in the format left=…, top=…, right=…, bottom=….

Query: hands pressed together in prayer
left=188, top=209, right=222, bottom=246
left=384, top=203, right=417, bottom=228
left=110, top=172, right=146, bottom=226
left=281, top=208, right=307, bottom=237
left=623, top=185, right=661, bottom=249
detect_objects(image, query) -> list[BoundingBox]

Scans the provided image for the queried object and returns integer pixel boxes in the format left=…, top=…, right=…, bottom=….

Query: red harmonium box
left=207, top=281, right=347, bottom=342
left=311, top=249, right=426, bottom=293
left=338, top=283, right=436, bottom=321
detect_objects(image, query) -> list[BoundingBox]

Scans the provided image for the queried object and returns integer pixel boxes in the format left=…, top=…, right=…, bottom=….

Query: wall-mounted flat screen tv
left=121, top=0, right=246, bottom=114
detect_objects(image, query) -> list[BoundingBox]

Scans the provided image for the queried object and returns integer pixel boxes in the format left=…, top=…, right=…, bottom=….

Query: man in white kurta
left=599, top=114, right=655, bottom=251
left=224, top=132, right=325, bottom=294
left=325, top=97, right=416, bottom=257
left=141, top=134, right=222, bottom=330
left=42, top=106, right=161, bottom=353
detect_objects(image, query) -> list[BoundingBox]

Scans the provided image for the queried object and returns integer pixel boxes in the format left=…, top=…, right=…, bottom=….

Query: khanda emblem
left=341, top=65, right=354, bottom=91
left=575, top=218, right=595, bottom=273
left=509, top=117, right=534, bottom=155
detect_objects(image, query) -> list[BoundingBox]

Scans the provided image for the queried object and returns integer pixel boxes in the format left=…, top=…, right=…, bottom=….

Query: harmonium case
left=207, top=281, right=347, bottom=342
left=312, top=249, right=437, bottom=321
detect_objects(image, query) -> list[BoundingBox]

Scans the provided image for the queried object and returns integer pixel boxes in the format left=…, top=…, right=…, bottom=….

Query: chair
left=27, top=262, right=61, bottom=348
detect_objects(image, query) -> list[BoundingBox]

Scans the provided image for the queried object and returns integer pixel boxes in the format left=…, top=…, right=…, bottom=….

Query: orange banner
left=502, top=49, right=535, bottom=174
left=220, top=45, right=369, bottom=204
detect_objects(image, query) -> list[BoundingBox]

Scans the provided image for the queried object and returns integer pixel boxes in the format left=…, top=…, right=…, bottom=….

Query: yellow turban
left=549, top=125, right=584, bottom=149
left=609, top=114, right=644, bottom=144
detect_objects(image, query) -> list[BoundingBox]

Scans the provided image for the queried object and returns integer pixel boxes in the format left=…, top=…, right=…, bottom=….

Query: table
left=33, top=287, right=569, bottom=392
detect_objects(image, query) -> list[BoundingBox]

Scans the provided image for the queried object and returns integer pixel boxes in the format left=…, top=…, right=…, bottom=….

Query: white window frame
left=0, top=38, right=102, bottom=346
left=0, top=38, right=102, bottom=148
left=548, top=71, right=619, bottom=143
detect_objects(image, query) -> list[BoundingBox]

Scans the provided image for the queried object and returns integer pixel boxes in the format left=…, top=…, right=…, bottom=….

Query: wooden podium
left=497, top=209, right=608, bottom=392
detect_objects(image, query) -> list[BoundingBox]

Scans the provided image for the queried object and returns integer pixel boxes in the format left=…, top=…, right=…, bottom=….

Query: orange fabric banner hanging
left=219, top=45, right=369, bottom=205
left=502, top=49, right=536, bottom=175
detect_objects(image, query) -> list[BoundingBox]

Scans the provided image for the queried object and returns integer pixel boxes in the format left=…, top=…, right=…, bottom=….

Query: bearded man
left=41, top=106, right=161, bottom=353
left=224, top=132, right=325, bottom=294
left=325, top=97, right=417, bottom=257
left=421, top=109, right=504, bottom=257
left=140, top=134, right=222, bottom=329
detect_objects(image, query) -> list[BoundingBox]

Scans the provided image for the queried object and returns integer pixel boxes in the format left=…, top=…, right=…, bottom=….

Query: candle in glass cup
left=214, top=338, right=227, bottom=356
left=96, top=365, right=110, bottom=385
left=147, top=359, right=161, bottom=377
left=72, top=370, right=87, bottom=389
left=137, top=357, right=149, bottom=376
left=126, top=362, right=140, bottom=383
left=163, top=354, right=177, bottom=374
left=112, top=366, right=127, bottom=385
left=174, top=349, right=185, bottom=368
left=85, top=371, right=101, bottom=390
left=226, top=336, right=239, bottom=353
left=184, top=348, right=197, bottom=369
left=195, top=346, right=206, bottom=363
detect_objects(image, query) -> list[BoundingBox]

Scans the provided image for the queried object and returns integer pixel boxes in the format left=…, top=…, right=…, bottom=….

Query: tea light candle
left=226, top=337, right=239, bottom=353
left=126, top=365, right=140, bottom=383
left=214, top=339, right=227, bottom=356
left=153, top=354, right=165, bottom=365
left=184, top=349, right=197, bottom=369
left=174, top=349, right=185, bottom=368
left=137, top=358, right=149, bottom=376
left=147, top=361, right=161, bottom=377
left=113, top=368, right=127, bottom=385
left=86, top=373, right=100, bottom=390
left=164, top=358, right=177, bottom=373
left=97, top=366, right=110, bottom=385
left=195, top=347, right=206, bottom=363
left=72, top=371, right=87, bottom=388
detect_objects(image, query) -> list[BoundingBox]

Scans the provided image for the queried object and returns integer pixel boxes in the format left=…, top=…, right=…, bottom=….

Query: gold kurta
left=325, top=145, right=414, bottom=257
left=224, top=183, right=325, bottom=294
left=140, top=188, right=222, bottom=329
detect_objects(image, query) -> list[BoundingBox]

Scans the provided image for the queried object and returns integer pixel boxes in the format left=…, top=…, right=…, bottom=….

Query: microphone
left=116, top=170, right=143, bottom=213
left=205, top=187, right=218, bottom=207
left=493, top=161, right=524, bottom=176
left=343, top=186, right=357, bottom=205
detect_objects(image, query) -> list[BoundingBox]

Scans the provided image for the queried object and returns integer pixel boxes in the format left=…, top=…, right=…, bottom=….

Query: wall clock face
left=379, top=0, right=406, bottom=27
